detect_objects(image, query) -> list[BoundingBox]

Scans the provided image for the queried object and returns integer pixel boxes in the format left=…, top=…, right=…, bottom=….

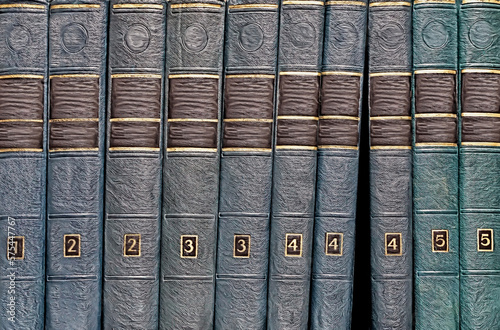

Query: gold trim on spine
left=462, top=69, right=500, bottom=74
left=226, top=74, right=275, bottom=79
left=276, top=145, right=318, bottom=150
left=50, top=118, right=98, bottom=122
left=109, top=147, right=161, bottom=152
left=168, top=74, right=219, bottom=79
left=282, top=1, right=325, bottom=5
left=415, top=142, right=457, bottom=147
left=170, top=3, right=222, bottom=8
left=223, top=118, right=273, bottom=122
left=370, top=116, right=411, bottom=120
left=167, top=147, right=218, bottom=152
left=326, top=1, right=366, bottom=5
left=463, top=0, right=500, bottom=4
left=415, top=113, right=457, bottom=118
left=0, top=148, right=43, bottom=153
left=0, top=4, right=45, bottom=9
left=0, top=74, right=44, bottom=79
left=462, top=113, right=500, bottom=118
left=111, top=74, right=162, bottom=79
left=49, top=148, right=99, bottom=152
left=51, top=4, right=101, bottom=9
left=414, top=69, right=457, bottom=75
left=318, top=145, right=359, bottom=150
left=0, top=119, right=43, bottom=123
left=222, top=147, right=272, bottom=152
left=279, top=72, right=321, bottom=76
left=50, top=74, right=100, bottom=79
left=322, top=71, right=363, bottom=76
left=168, top=118, right=218, bottom=122
left=461, top=142, right=500, bottom=147
left=228, top=4, right=279, bottom=8
left=414, top=0, right=455, bottom=3
left=277, top=116, right=319, bottom=120
left=113, top=4, right=164, bottom=9
left=369, top=1, right=411, bottom=6
left=370, top=146, right=412, bottom=150
left=320, top=115, right=359, bottom=121
left=110, top=118, right=161, bottom=122
left=369, top=72, right=411, bottom=77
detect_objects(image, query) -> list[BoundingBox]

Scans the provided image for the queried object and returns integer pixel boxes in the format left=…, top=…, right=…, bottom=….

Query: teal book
left=103, top=0, right=165, bottom=328
left=214, top=0, right=279, bottom=328
left=368, top=0, right=413, bottom=328
left=0, top=1, right=48, bottom=329
left=160, top=0, right=226, bottom=328
left=267, top=0, right=325, bottom=329
left=459, top=0, right=500, bottom=328
left=45, top=1, right=108, bottom=328
left=413, top=0, right=459, bottom=328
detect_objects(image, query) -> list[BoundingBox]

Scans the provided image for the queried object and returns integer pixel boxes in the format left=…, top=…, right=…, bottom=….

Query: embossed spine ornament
left=310, top=0, right=367, bottom=329
left=0, top=1, right=48, bottom=328
left=368, top=0, right=413, bottom=328
left=103, top=0, right=165, bottom=328
left=267, top=0, right=325, bottom=329
left=459, top=0, right=500, bottom=328
left=412, top=0, right=459, bottom=328
left=160, top=0, right=225, bottom=329
left=214, top=0, right=279, bottom=328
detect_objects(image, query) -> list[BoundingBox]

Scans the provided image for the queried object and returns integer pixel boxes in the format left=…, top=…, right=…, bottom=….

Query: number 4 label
left=385, top=233, right=402, bottom=256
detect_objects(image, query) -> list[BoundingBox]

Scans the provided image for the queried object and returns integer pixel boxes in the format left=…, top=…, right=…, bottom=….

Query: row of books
left=1, top=0, right=499, bottom=330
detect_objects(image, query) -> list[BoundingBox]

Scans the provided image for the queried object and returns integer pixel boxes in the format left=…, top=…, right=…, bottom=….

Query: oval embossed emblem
left=124, top=23, right=151, bottom=53
left=62, top=23, right=88, bottom=53
left=376, top=22, right=405, bottom=52
left=422, top=20, right=449, bottom=49
left=239, top=23, right=264, bottom=52
left=182, top=24, right=208, bottom=52
left=469, top=20, right=494, bottom=49
left=7, top=24, right=31, bottom=52
left=332, top=22, right=358, bottom=51
left=290, top=22, right=316, bottom=49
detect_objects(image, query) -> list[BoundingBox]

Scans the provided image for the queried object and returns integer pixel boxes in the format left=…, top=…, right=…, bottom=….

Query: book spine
left=412, top=0, right=459, bottom=329
left=267, top=1, right=324, bottom=329
left=0, top=1, right=48, bottom=329
left=310, top=1, right=367, bottom=329
left=214, top=0, right=279, bottom=328
left=45, top=1, right=108, bottom=328
left=368, top=0, right=412, bottom=328
left=459, top=1, right=500, bottom=328
left=160, top=1, right=225, bottom=329
left=103, top=0, right=165, bottom=328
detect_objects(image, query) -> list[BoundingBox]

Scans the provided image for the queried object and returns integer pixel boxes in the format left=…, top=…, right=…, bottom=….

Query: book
left=0, top=1, right=48, bottom=329
left=412, top=0, right=459, bottom=328
left=214, top=0, right=279, bottom=328
left=458, top=0, right=500, bottom=327
left=102, top=0, right=165, bottom=328
left=45, top=1, right=108, bottom=328
left=266, top=1, right=324, bottom=328
left=310, top=0, right=367, bottom=328
left=368, top=0, right=413, bottom=328
left=160, top=1, right=226, bottom=328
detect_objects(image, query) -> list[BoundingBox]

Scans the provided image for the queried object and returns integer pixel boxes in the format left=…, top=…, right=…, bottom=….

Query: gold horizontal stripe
left=228, top=4, right=279, bottom=8
left=462, top=112, right=500, bottom=118
left=113, top=4, right=164, bottom=9
left=167, top=147, right=218, bottom=152
left=51, top=4, right=101, bottom=9
left=276, top=145, right=318, bottom=150
left=171, top=3, right=221, bottom=8
left=0, top=4, right=45, bottom=9
left=369, top=1, right=411, bottom=6
left=50, top=148, right=99, bottom=152
left=370, top=116, right=411, bottom=120
left=168, top=118, right=217, bottom=122
left=168, top=74, right=219, bottom=79
left=110, top=118, right=161, bottom=122
left=322, top=71, right=363, bottom=76
left=414, top=69, right=456, bottom=75
left=320, top=115, right=359, bottom=121
left=50, top=118, right=98, bottom=122
left=318, top=145, right=359, bottom=150
left=414, top=0, right=455, bottom=3
left=278, top=115, right=319, bottom=120
left=326, top=1, right=366, bottom=5
left=369, top=72, right=411, bottom=77
left=109, top=147, right=160, bottom=152
left=224, top=118, right=273, bottom=122
left=226, top=74, right=275, bottom=79
left=463, top=0, right=500, bottom=4
left=282, top=1, right=325, bottom=5
left=0, top=148, right=43, bottom=152
left=461, top=142, right=500, bottom=147
left=222, top=147, right=272, bottom=152
left=280, top=71, right=321, bottom=76
left=111, top=73, right=162, bottom=79
left=50, top=74, right=100, bottom=79
left=0, top=119, right=43, bottom=123
left=370, top=146, right=412, bottom=150
left=0, top=74, right=43, bottom=79
left=415, top=142, right=457, bottom=147
left=415, top=113, right=457, bottom=118
left=462, top=69, right=500, bottom=74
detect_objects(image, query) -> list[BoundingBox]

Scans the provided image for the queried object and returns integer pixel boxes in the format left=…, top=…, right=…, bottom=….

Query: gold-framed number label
left=64, top=234, right=81, bottom=258
left=385, top=233, right=402, bottom=256
left=123, top=234, right=141, bottom=257
left=233, top=234, right=250, bottom=258
left=432, top=230, right=449, bottom=253
left=477, top=229, right=494, bottom=252
left=7, top=236, right=24, bottom=260
left=181, top=235, right=198, bottom=258
left=325, top=232, right=343, bottom=256
left=285, top=233, right=302, bottom=257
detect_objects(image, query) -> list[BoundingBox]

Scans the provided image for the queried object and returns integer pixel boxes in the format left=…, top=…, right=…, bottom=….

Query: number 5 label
left=477, top=229, right=494, bottom=252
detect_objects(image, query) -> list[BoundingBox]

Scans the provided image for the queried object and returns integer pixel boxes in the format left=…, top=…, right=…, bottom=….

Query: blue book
left=160, top=0, right=226, bottom=328
left=45, top=1, right=108, bottom=328
left=103, top=0, right=165, bottom=328
left=267, top=1, right=325, bottom=329
left=214, top=0, right=279, bottom=328
left=310, top=0, right=367, bottom=328
left=0, top=1, right=48, bottom=329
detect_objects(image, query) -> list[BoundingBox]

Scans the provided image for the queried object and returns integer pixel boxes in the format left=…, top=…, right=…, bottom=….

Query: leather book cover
left=310, top=0, right=367, bottom=328
left=214, top=0, right=279, bottom=328
left=0, top=1, right=48, bottom=329
left=413, top=0, right=459, bottom=328
left=45, top=1, right=108, bottom=328
left=368, top=0, right=413, bottom=328
left=103, top=0, right=165, bottom=328
left=160, top=0, right=225, bottom=328
left=266, top=0, right=324, bottom=328
left=459, top=0, right=500, bottom=328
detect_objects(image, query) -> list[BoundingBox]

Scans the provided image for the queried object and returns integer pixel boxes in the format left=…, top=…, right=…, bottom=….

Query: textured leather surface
left=368, top=0, right=413, bottom=328
left=267, top=2, right=324, bottom=329
left=214, top=0, right=278, bottom=328
left=0, top=1, right=48, bottom=329
left=103, top=0, right=165, bottom=329
left=459, top=2, right=500, bottom=328
left=413, top=1, right=459, bottom=329
left=161, top=1, right=225, bottom=329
